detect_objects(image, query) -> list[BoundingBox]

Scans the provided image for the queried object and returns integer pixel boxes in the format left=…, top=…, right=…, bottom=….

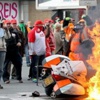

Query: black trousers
left=3, top=51, right=22, bottom=82
left=31, top=54, right=45, bottom=78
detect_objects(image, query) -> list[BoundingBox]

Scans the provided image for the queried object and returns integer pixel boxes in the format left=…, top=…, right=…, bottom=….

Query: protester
left=62, top=17, right=75, bottom=56
left=26, top=21, right=33, bottom=80
left=3, top=19, right=23, bottom=84
left=28, top=20, right=46, bottom=83
left=27, top=21, right=33, bottom=33
left=10, top=19, right=25, bottom=79
left=44, top=19, right=55, bottom=55
left=54, top=23, right=63, bottom=54
left=0, top=20, right=6, bottom=89
left=18, top=20, right=31, bottom=66
left=44, top=23, right=51, bottom=57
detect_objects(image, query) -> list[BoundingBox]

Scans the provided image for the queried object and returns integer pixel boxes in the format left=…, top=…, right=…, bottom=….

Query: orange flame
left=86, top=22, right=100, bottom=100
left=87, top=71, right=100, bottom=100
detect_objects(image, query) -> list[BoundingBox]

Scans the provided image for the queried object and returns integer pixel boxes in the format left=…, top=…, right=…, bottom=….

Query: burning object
left=86, top=71, right=100, bottom=100
left=41, top=55, right=87, bottom=98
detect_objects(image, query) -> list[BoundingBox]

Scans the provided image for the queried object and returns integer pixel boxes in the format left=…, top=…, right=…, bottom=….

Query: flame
left=87, top=71, right=100, bottom=100
left=86, top=22, right=100, bottom=100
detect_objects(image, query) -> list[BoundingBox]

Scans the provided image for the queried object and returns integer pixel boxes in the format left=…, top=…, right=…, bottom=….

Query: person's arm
left=28, top=29, right=36, bottom=55
left=44, top=25, right=50, bottom=38
left=14, top=30, right=21, bottom=47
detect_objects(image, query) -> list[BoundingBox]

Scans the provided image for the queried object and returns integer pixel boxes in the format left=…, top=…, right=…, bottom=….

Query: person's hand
left=33, top=52, right=36, bottom=55
left=17, top=42, right=21, bottom=47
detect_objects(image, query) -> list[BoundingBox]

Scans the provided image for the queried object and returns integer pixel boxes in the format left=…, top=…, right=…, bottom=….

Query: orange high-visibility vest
left=70, top=33, right=80, bottom=52
left=27, top=26, right=31, bottom=33
left=64, top=23, right=75, bottom=41
left=69, top=30, right=89, bottom=61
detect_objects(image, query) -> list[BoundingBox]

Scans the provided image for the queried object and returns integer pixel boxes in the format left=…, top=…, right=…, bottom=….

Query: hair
left=54, top=23, right=61, bottom=29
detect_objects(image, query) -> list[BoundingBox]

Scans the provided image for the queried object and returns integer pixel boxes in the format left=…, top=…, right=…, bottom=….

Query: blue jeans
left=31, top=55, right=45, bottom=78
left=0, top=51, right=6, bottom=82
left=24, top=44, right=30, bottom=65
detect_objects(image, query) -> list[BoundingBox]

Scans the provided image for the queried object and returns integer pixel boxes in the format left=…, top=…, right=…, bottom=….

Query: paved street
left=0, top=59, right=45, bottom=100
left=0, top=58, right=93, bottom=100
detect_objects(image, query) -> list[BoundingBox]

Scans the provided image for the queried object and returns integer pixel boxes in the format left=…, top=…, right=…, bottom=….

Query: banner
left=36, top=0, right=86, bottom=10
left=0, top=1, right=18, bottom=20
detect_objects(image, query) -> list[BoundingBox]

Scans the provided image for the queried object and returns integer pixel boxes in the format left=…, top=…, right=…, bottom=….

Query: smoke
left=79, top=39, right=94, bottom=60
left=88, top=2, right=100, bottom=23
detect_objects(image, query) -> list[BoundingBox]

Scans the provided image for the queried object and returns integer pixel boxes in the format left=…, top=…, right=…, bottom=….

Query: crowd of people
left=0, top=14, right=99, bottom=89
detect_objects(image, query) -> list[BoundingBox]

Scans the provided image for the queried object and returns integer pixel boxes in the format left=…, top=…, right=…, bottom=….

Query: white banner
left=79, top=0, right=97, bottom=6
left=0, top=1, right=18, bottom=20
left=36, top=0, right=86, bottom=10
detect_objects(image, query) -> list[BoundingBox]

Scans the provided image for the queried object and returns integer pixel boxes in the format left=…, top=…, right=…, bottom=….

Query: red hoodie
left=28, top=20, right=46, bottom=56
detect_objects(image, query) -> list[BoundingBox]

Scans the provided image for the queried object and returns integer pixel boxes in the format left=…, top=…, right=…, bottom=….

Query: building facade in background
left=0, top=1, right=19, bottom=20
left=0, top=0, right=100, bottom=25
left=0, top=0, right=52, bottom=25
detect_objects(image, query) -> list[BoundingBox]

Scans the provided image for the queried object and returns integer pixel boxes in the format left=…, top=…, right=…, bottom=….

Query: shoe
left=32, top=91, right=40, bottom=97
left=27, top=77, right=32, bottom=81
left=0, top=85, right=3, bottom=89
left=11, top=76, right=17, bottom=80
left=32, top=78, right=37, bottom=83
left=4, top=80, right=10, bottom=84
left=39, top=77, right=42, bottom=80
left=19, top=80, right=23, bottom=83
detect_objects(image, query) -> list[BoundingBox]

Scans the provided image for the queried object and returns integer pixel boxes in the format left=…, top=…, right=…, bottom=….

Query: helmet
left=63, top=17, right=71, bottom=28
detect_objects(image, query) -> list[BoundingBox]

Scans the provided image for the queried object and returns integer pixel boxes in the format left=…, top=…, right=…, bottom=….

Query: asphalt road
left=0, top=58, right=96, bottom=100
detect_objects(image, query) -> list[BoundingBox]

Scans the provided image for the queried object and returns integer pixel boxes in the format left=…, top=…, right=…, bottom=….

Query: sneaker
left=11, top=76, right=17, bottom=80
left=18, top=80, right=23, bottom=83
left=32, top=78, right=37, bottom=83
left=27, top=77, right=32, bottom=81
left=0, top=85, right=3, bottom=89
left=39, top=77, right=42, bottom=80
left=4, top=80, right=10, bottom=84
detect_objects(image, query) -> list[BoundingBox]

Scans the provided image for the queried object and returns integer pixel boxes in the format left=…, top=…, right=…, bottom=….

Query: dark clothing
left=3, top=52, right=22, bottom=81
left=18, top=24, right=28, bottom=45
left=15, top=27, right=25, bottom=57
left=31, top=55, right=45, bottom=78
left=3, top=27, right=22, bottom=82
left=5, top=27, right=21, bottom=53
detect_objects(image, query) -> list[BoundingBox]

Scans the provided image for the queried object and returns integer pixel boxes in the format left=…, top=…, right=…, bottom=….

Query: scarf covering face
left=28, top=20, right=44, bottom=42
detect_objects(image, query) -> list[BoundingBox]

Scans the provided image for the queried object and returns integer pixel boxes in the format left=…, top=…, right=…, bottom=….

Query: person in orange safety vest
left=62, top=17, right=75, bottom=56
left=69, top=24, right=86, bottom=61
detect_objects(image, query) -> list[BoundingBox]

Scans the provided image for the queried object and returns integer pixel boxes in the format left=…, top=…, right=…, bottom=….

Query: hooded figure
left=28, top=20, right=46, bottom=83
left=63, top=17, right=71, bottom=28
left=81, top=14, right=93, bottom=27
left=28, top=20, right=46, bottom=55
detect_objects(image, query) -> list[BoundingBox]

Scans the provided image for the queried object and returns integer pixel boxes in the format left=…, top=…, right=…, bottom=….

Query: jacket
left=5, top=27, right=21, bottom=53
left=0, top=28, right=6, bottom=51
